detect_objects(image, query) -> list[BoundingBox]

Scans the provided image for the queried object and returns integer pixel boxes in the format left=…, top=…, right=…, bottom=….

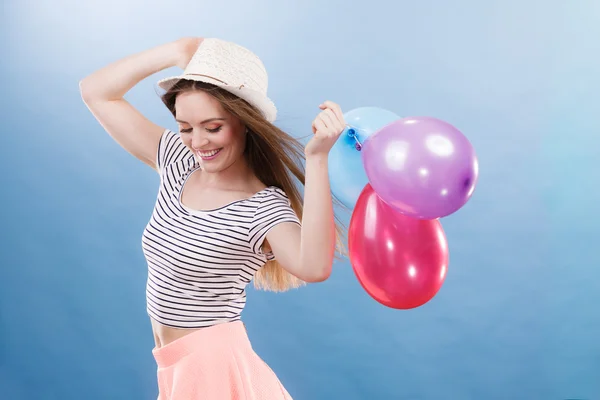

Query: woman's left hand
left=305, top=100, right=346, bottom=157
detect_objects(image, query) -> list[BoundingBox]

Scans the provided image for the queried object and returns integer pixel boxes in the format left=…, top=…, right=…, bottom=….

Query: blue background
left=1, top=0, right=598, bottom=399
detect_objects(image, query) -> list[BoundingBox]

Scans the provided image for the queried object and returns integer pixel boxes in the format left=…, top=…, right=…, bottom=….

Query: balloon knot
left=347, top=128, right=363, bottom=151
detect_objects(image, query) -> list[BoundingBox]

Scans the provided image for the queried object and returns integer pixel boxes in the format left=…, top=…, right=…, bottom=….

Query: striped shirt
left=141, top=129, right=301, bottom=329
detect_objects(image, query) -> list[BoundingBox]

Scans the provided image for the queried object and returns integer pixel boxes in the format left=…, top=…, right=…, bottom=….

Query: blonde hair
left=161, top=80, right=347, bottom=292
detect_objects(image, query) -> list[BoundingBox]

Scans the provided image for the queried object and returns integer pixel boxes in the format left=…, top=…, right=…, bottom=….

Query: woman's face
left=175, top=90, right=247, bottom=173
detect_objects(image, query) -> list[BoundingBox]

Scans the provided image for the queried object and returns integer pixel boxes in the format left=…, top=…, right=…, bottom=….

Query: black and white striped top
left=141, top=129, right=301, bottom=329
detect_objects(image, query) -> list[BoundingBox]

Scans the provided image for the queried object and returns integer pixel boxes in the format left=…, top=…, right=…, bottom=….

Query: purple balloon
left=361, top=117, right=479, bottom=219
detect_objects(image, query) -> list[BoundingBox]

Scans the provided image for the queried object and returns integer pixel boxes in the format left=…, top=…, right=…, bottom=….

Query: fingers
left=312, top=117, right=328, bottom=135
left=320, top=100, right=344, bottom=124
left=319, top=108, right=338, bottom=130
left=318, top=102, right=345, bottom=133
left=308, top=101, right=345, bottom=155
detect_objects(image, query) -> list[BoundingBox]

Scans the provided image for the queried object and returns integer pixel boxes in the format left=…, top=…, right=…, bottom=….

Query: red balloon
left=349, top=184, right=449, bottom=309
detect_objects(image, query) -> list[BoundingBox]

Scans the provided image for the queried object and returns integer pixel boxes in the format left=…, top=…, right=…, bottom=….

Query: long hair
left=161, top=80, right=347, bottom=292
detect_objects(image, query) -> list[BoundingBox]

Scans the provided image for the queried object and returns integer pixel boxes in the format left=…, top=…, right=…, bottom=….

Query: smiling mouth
left=196, top=148, right=223, bottom=160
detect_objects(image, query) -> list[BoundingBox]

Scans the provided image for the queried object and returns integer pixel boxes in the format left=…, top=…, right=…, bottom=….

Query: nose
left=191, top=131, right=210, bottom=150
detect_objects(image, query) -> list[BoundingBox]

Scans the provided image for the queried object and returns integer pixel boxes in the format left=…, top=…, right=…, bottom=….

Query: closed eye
left=180, top=126, right=222, bottom=134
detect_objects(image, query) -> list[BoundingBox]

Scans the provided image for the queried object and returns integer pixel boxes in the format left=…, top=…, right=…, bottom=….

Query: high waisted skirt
left=152, top=321, right=293, bottom=400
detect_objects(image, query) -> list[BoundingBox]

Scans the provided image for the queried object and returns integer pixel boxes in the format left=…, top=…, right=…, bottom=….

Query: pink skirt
left=152, top=321, right=293, bottom=400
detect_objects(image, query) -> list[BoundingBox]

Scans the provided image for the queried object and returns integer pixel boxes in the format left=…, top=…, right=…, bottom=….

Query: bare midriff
left=150, top=318, right=202, bottom=348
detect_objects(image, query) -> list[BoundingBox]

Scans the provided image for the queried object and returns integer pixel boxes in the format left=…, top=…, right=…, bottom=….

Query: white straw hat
left=157, top=38, right=277, bottom=122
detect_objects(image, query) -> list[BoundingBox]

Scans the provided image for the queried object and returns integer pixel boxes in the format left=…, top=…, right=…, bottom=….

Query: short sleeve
left=156, top=129, right=193, bottom=174
left=249, top=188, right=301, bottom=260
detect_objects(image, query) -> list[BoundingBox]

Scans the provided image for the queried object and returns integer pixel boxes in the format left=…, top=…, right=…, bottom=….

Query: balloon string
left=346, top=127, right=363, bottom=151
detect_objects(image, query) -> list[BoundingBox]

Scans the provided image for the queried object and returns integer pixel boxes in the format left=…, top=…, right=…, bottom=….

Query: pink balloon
left=349, top=184, right=449, bottom=309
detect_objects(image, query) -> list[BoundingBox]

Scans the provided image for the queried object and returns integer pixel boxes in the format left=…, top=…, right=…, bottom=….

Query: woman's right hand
left=174, top=37, right=204, bottom=70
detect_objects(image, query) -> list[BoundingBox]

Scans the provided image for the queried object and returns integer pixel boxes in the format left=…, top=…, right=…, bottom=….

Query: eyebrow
left=175, top=118, right=226, bottom=124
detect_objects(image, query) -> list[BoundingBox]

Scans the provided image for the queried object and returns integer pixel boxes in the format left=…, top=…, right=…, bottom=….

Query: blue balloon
left=328, top=107, right=400, bottom=209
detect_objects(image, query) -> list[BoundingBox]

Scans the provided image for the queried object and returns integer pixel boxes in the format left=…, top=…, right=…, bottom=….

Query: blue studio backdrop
left=1, top=1, right=598, bottom=399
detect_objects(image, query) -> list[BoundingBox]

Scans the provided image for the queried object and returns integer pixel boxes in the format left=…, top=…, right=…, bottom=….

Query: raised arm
left=79, top=38, right=202, bottom=170
left=264, top=101, right=345, bottom=282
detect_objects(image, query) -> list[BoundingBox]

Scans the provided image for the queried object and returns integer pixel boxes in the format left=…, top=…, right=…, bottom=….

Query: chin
left=200, top=158, right=233, bottom=174
left=201, top=164, right=224, bottom=173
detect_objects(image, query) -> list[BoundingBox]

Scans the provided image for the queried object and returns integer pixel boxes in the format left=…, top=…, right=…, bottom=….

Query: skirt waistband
left=152, top=321, right=250, bottom=368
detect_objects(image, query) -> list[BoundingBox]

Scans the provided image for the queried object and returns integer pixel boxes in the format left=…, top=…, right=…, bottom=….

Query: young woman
left=80, top=37, right=346, bottom=399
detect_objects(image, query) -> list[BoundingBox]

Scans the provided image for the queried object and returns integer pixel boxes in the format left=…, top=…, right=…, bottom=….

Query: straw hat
left=157, top=38, right=277, bottom=122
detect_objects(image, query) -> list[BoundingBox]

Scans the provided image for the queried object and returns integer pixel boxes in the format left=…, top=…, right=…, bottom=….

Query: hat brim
left=157, top=75, right=277, bottom=123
